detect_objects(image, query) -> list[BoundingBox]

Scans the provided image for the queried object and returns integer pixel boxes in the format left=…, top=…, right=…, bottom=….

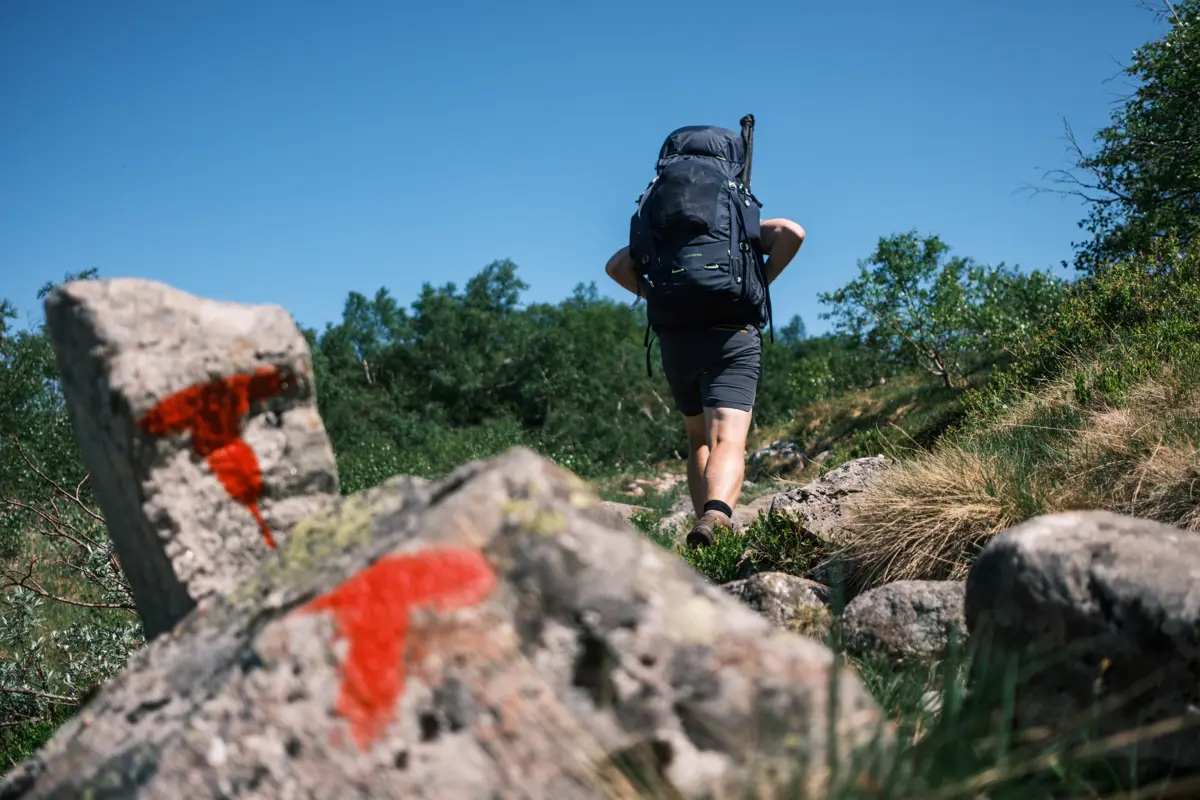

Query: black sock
left=703, top=499, right=732, bottom=518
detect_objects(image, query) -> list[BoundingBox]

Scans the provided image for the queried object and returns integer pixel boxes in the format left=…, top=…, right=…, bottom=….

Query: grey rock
left=731, top=493, right=775, bottom=530
left=3, top=448, right=894, bottom=799
left=723, top=572, right=831, bottom=636
left=655, top=494, right=695, bottom=539
left=965, top=510, right=1200, bottom=781
left=725, top=458, right=888, bottom=590
left=810, top=556, right=850, bottom=590
left=842, top=580, right=966, bottom=662
left=769, top=456, right=889, bottom=543
left=43, top=278, right=340, bottom=641
left=597, top=500, right=650, bottom=529
left=622, top=473, right=684, bottom=498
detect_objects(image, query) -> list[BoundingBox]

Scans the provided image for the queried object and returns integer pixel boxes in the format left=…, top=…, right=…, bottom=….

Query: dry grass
left=831, top=448, right=1020, bottom=588
left=785, top=603, right=835, bottom=641
left=1063, top=378, right=1200, bottom=531
left=834, top=364, right=1200, bottom=590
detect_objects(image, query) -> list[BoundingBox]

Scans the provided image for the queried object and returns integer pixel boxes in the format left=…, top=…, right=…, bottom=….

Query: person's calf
left=686, top=446, right=708, bottom=519
left=682, top=412, right=709, bottom=518
left=703, top=439, right=748, bottom=510
left=702, top=406, right=753, bottom=510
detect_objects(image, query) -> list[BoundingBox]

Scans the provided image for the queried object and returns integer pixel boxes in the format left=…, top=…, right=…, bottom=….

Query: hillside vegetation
left=4, top=2, right=1200, bottom=795
left=836, top=238, right=1200, bottom=591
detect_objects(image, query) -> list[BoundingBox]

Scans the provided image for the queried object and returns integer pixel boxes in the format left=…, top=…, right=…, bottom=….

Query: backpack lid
left=656, top=125, right=745, bottom=171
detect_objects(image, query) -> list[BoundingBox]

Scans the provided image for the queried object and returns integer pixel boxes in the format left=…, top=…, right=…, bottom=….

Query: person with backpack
left=604, top=116, right=805, bottom=549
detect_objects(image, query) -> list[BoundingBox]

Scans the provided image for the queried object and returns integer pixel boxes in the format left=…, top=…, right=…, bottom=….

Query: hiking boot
left=686, top=509, right=732, bottom=549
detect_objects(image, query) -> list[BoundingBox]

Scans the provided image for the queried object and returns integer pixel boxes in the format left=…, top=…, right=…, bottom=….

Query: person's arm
left=759, top=218, right=805, bottom=284
left=604, top=246, right=642, bottom=296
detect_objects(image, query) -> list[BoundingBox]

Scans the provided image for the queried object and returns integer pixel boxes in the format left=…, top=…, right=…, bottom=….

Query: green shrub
left=963, top=237, right=1200, bottom=428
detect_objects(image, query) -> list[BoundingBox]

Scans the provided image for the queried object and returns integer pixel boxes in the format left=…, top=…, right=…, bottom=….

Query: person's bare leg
left=683, top=413, right=709, bottom=518
left=685, top=406, right=753, bottom=548
left=703, top=406, right=754, bottom=509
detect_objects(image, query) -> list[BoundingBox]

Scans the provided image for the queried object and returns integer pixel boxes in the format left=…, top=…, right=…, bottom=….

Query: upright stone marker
left=43, top=277, right=340, bottom=640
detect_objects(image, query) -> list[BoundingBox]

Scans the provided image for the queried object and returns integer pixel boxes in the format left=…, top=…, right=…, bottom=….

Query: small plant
left=739, top=510, right=838, bottom=578
left=629, top=507, right=675, bottom=551
left=678, top=527, right=746, bottom=585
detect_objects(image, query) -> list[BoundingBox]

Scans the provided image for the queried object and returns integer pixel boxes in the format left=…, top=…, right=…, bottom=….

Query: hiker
left=604, top=116, right=805, bottom=548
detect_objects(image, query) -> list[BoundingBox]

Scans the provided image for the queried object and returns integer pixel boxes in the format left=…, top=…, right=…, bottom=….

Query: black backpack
left=628, top=115, right=774, bottom=373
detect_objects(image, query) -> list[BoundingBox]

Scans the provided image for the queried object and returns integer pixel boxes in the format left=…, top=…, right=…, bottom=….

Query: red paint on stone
left=138, top=366, right=294, bottom=549
left=303, top=547, right=497, bottom=750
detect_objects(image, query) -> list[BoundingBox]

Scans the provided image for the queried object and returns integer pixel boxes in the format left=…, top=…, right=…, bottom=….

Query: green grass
left=781, top=369, right=995, bottom=474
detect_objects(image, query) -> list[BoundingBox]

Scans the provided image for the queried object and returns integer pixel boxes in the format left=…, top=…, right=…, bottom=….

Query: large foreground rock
left=2, top=448, right=893, bottom=799
left=842, top=580, right=965, bottom=662
left=966, top=511, right=1200, bottom=781
left=43, top=278, right=340, bottom=640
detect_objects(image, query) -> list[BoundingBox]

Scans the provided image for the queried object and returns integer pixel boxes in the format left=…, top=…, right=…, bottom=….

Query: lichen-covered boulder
left=1, top=448, right=894, bottom=799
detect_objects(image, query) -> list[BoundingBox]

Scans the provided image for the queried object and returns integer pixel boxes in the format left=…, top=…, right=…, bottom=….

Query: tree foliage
left=307, top=260, right=861, bottom=491
left=1048, top=0, right=1200, bottom=272
left=965, top=235, right=1200, bottom=425
left=818, top=232, right=1066, bottom=388
left=1, top=271, right=143, bottom=772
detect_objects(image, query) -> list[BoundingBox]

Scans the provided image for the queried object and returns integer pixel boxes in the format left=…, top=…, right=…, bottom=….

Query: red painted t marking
left=303, top=547, right=497, bottom=749
left=137, top=366, right=292, bottom=549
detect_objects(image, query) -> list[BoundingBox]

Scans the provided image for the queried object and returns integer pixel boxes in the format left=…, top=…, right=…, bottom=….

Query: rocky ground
left=5, top=276, right=1200, bottom=797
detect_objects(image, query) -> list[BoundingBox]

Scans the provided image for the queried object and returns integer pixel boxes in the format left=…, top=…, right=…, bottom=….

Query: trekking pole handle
left=739, top=114, right=755, bottom=189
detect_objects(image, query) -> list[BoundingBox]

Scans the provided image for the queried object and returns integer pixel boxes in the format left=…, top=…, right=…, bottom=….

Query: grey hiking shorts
left=656, top=325, right=762, bottom=417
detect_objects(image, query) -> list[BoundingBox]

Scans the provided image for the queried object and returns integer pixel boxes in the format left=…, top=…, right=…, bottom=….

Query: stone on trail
left=966, top=511, right=1200, bottom=782
left=768, top=455, right=890, bottom=543
left=722, top=572, right=832, bottom=637
left=1, top=448, right=894, bottom=800
left=597, top=500, right=652, bottom=529
left=42, top=278, right=340, bottom=641
left=841, top=580, right=966, bottom=663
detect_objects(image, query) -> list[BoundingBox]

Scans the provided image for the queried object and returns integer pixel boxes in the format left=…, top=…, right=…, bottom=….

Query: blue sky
left=0, top=0, right=1168, bottom=338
